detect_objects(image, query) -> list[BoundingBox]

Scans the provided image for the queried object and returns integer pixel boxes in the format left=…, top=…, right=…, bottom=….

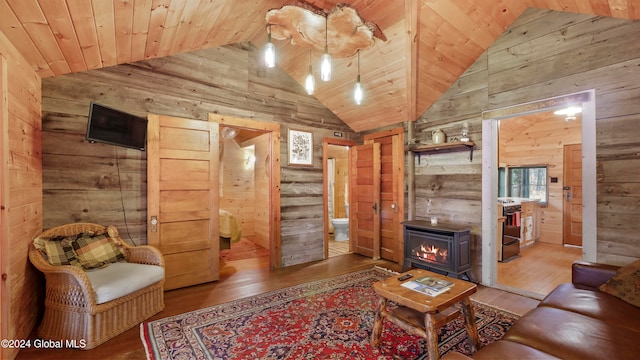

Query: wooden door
left=351, top=143, right=380, bottom=259
left=563, top=144, right=582, bottom=246
left=365, top=131, right=405, bottom=262
left=147, top=114, right=219, bottom=290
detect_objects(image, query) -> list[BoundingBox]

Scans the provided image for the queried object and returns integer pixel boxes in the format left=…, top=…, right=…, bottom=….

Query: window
left=507, top=166, right=548, bottom=205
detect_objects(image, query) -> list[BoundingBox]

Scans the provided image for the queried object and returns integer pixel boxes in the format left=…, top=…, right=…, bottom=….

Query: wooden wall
left=220, top=138, right=255, bottom=237
left=412, top=9, right=640, bottom=278
left=249, top=133, right=271, bottom=249
left=0, top=31, right=42, bottom=360
left=41, top=43, right=356, bottom=268
left=498, top=110, right=582, bottom=244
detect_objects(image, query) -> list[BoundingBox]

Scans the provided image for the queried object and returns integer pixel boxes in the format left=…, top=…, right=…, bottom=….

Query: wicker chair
left=29, top=223, right=165, bottom=350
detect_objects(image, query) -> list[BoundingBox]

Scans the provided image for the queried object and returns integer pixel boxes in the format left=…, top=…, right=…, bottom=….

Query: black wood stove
left=402, top=220, right=474, bottom=281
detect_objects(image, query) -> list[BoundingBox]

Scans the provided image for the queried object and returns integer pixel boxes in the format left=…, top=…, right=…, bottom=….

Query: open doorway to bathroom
left=323, top=138, right=356, bottom=258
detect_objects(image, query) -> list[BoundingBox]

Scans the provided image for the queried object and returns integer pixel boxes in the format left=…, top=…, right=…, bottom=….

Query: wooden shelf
left=406, top=141, right=475, bottom=163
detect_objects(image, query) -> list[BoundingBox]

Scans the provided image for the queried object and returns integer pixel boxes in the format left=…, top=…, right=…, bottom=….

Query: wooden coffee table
left=370, top=269, right=479, bottom=360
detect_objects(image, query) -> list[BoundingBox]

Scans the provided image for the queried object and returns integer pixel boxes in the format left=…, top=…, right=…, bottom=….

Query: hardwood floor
left=497, top=242, right=582, bottom=299
left=17, top=253, right=540, bottom=360
left=328, top=236, right=350, bottom=257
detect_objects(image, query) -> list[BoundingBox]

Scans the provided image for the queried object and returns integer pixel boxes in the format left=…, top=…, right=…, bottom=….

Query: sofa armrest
left=572, top=261, right=620, bottom=289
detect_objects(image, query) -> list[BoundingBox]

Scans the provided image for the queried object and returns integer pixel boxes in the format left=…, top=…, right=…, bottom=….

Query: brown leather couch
left=443, top=261, right=640, bottom=360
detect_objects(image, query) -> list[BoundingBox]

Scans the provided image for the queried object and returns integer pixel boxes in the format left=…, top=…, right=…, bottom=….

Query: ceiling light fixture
left=221, top=127, right=238, bottom=140
left=554, top=106, right=582, bottom=121
left=265, top=4, right=381, bottom=101
left=305, top=49, right=315, bottom=95
left=264, top=24, right=275, bottom=68
left=320, top=17, right=332, bottom=81
left=354, top=50, right=363, bottom=105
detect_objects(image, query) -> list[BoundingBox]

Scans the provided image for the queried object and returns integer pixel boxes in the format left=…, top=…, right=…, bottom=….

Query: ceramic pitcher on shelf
left=432, top=129, right=445, bottom=144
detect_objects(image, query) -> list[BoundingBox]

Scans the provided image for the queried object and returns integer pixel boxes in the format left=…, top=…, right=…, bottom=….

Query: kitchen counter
left=497, top=197, right=540, bottom=206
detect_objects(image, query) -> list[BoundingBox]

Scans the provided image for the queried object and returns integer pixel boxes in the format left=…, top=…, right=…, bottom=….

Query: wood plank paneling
left=2, top=0, right=640, bottom=133
left=41, top=44, right=356, bottom=271
left=412, top=9, right=640, bottom=280
left=0, top=30, right=42, bottom=360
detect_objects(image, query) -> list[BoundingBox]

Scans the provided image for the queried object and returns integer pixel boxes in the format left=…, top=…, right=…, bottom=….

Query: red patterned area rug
left=141, top=268, right=518, bottom=360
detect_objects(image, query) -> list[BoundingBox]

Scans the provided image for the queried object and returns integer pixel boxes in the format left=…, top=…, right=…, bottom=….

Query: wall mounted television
left=86, top=102, right=147, bottom=151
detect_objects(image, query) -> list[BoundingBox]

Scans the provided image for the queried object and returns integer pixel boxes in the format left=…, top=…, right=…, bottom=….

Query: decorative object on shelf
left=427, top=199, right=438, bottom=225
left=461, top=121, right=470, bottom=142
left=432, top=129, right=446, bottom=144
left=288, top=129, right=313, bottom=166
left=265, top=4, right=383, bottom=104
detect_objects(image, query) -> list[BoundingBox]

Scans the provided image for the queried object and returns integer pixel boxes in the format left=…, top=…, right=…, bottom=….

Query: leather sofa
left=443, top=261, right=640, bottom=360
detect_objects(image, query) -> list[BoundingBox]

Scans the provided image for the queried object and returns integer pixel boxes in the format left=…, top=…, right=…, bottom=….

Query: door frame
left=208, top=114, right=282, bottom=269
left=322, top=138, right=356, bottom=259
left=481, top=90, right=597, bottom=287
left=0, top=55, right=8, bottom=358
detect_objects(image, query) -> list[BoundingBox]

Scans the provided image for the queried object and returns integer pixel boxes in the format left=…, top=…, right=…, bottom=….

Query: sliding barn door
left=147, top=114, right=219, bottom=290
left=351, top=143, right=381, bottom=259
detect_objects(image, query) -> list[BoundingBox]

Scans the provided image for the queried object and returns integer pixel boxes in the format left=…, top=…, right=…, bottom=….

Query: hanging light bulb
left=354, top=51, right=363, bottom=105
left=264, top=24, right=275, bottom=68
left=305, top=49, right=315, bottom=95
left=320, top=16, right=331, bottom=81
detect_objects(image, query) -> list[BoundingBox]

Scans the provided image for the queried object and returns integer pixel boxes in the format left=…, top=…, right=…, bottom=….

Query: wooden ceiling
left=1, top=0, right=638, bottom=132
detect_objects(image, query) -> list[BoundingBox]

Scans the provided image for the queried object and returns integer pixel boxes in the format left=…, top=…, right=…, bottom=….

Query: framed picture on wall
left=288, top=129, right=313, bottom=166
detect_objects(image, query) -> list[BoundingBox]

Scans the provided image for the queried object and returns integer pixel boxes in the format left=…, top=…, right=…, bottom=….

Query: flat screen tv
left=86, top=102, right=147, bottom=150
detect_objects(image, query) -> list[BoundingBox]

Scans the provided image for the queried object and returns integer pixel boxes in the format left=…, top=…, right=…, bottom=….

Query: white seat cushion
left=85, top=262, right=164, bottom=304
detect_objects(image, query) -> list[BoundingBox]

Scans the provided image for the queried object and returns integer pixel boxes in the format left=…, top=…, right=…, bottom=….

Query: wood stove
left=402, top=220, right=473, bottom=281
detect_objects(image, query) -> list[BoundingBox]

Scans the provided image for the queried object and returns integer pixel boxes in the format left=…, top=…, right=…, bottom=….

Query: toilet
left=331, top=218, right=349, bottom=241
left=331, top=203, right=349, bottom=241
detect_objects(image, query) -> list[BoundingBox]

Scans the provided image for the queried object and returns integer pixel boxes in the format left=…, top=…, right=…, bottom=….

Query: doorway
left=323, top=138, right=355, bottom=259
left=482, top=90, right=597, bottom=298
left=218, top=126, right=271, bottom=270
left=209, top=114, right=281, bottom=270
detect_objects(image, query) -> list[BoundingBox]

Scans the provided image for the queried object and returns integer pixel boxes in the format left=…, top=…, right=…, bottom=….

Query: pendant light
left=320, top=16, right=332, bottom=81
left=264, top=24, right=275, bottom=68
left=354, top=50, right=363, bottom=105
left=305, top=49, right=315, bottom=95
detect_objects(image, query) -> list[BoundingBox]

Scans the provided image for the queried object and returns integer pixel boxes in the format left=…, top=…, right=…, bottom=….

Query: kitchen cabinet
left=520, top=200, right=540, bottom=246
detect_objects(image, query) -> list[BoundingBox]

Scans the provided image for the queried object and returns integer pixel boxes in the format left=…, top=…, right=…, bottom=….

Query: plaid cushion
left=42, top=238, right=79, bottom=266
left=72, top=234, right=125, bottom=270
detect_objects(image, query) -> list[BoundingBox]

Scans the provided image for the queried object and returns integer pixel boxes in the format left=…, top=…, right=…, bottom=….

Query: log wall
left=412, top=9, right=640, bottom=278
left=41, top=43, right=356, bottom=268
left=0, top=31, right=42, bottom=360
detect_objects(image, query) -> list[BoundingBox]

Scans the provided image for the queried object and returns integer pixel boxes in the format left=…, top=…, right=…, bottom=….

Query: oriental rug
left=141, top=268, right=518, bottom=360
